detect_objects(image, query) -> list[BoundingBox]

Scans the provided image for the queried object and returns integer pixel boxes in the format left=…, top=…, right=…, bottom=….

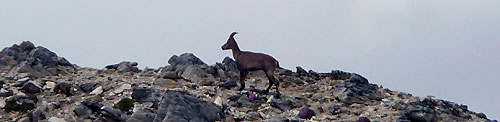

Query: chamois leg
left=264, top=68, right=280, bottom=95
left=238, top=70, right=248, bottom=91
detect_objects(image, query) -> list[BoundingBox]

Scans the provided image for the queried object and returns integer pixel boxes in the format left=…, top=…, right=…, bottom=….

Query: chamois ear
left=230, top=32, right=238, bottom=37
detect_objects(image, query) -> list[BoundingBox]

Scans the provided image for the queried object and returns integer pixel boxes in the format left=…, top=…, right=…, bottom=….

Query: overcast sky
left=1, top=0, right=499, bottom=120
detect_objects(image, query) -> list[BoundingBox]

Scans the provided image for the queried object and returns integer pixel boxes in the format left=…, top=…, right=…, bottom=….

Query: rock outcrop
left=0, top=42, right=495, bottom=122
left=0, top=41, right=75, bottom=78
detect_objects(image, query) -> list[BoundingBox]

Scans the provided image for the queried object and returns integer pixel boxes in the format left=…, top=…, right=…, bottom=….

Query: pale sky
left=1, top=0, right=499, bottom=120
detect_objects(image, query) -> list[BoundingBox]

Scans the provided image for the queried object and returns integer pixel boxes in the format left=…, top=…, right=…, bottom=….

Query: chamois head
left=221, top=32, right=239, bottom=50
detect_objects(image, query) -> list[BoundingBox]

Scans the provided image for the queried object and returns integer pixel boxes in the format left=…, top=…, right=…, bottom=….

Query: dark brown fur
left=222, top=32, right=281, bottom=95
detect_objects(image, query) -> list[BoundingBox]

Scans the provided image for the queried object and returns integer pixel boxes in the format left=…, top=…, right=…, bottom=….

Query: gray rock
left=126, top=108, right=155, bottom=122
left=4, top=95, right=37, bottom=112
left=326, top=103, right=350, bottom=115
left=153, top=91, right=221, bottom=122
left=79, top=82, right=99, bottom=93
left=218, top=80, right=237, bottom=89
left=270, top=95, right=304, bottom=111
left=0, top=41, right=75, bottom=78
left=331, top=73, right=383, bottom=105
left=53, top=82, right=73, bottom=95
left=221, top=57, right=238, bottom=73
left=101, top=107, right=123, bottom=121
left=0, top=88, right=13, bottom=97
left=82, top=99, right=103, bottom=113
left=48, top=117, right=67, bottom=122
left=20, top=81, right=42, bottom=94
left=181, top=65, right=207, bottom=82
left=74, top=104, right=92, bottom=119
left=106, top=61, right=141, bottom=73
left=245, top=112, right=262, bottom=121
left=296, top=66, right=307, bottom=75
left=30, top=107, right=46, bottom=122
left=168, top=53, right=205, bottom=67
left=156, top=70, right=180, bottom=79
left=131, top=87, right=162, bottom=103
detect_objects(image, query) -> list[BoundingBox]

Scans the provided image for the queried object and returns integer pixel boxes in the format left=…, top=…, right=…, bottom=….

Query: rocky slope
left=0, top=42, right=496, bottom=122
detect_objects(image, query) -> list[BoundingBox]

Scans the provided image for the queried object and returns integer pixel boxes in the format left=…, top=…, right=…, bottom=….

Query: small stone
left=21, top=81, right=42, bottom=94
left=44, top=81, right=56, bottom=89
left=48, top=117, right=67, bottom=122
left=213, top=96, right=223, bottom=107
left=101, top=107, right=123, bottom=121
left=299, top=107, right=316, bottom=119
left=218, top=80, right=237, bottom=89
left=74, top=104, right=92, bottom=118
left=113, top=84, right=132, bottom=94
left=90, top=86, right=103, bottom=95
left=53, top=82, right=73, bottom=95
left=356, top=117, right=371, bottom=122
left=80, top=82, right=99, bottom=93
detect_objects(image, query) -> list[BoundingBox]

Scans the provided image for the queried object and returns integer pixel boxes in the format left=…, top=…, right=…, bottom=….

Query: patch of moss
left=116, top=98, right=135, bottom=111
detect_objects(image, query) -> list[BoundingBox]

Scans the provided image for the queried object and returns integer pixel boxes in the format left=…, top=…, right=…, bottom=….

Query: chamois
left=221, top=32, right=281, bottom=95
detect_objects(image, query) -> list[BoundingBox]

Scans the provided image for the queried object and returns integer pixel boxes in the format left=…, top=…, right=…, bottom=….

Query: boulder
left=79, top=82, right=99, bottom=93
left=153, top=91, right=221, bottom=122
left=0, top=41, right=75, bottom=78
left=53, top=82, right=73, bottom=95
left=181, top=65, right=207, bottom=82
left=4, top=95, right=37, bottom=112
left=74, top=104, right=92, bottom=118
left=20, top=81, right=42, bottom=94
left=168, top=53, right=205, bottom=67
left=131, top=87, right=162, bottom=103
left=218, top=80, right=237, bottom=89
left=105, top=61, right=141, bottom=73
left=127, top=108, right=156, bottom=122
left=270, top=95, right=304, bottom=111
left=221, top=57, right=238, bottom=73
left=101, top=107, right=123, bottom=121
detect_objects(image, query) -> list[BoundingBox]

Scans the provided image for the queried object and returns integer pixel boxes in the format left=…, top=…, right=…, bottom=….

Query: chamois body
left=222, top=32, right=281, bottom=95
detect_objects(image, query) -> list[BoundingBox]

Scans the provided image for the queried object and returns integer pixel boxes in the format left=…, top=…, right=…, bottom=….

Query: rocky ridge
left=0, top=42, right=496, bottom=122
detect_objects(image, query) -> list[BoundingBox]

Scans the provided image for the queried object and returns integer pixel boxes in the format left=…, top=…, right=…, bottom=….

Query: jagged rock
left=131, top=87, right=162, bottom=103
left=74, top=104, right=92, bottom=118
left=299, top=107, right=316, bottom=119
left=80, top=82, right=99, bottom=93
left=82, top=99, right=103, bottom=113
left=4, top=95, right=37, bottom=112
left=30, top=107, right=46, bottom=122
left=331, top=74, right=384, bottom=105
left=18, top=117, right=31, bottom=122
left=270, top=95, right=304, bottom=111
left=90, top=86, right=103, bottom=95
left=235, top=94, right=259, bottom=108
left=168, top=53, right=205, bottom=67
left=356, top=117, right=371, bottom=122
left=156, top=70, right=180, bottom=79
left=245, top=112, right=262, bottom=121
left=326, top=103, right=350, bottom=115
left=113, top=84, right=132, bottom=94
left=43, top=81, right=56, bottom=90
left=48, top=117, right=66, bottom=122
left=0, top=88, right=13, bottom=97
left=0, top=41, right=75, bottom=78
left=154, top=78, right=183, bottom=89
left=181, top=65, right=207, bottom=82
left=221, top=57, right=238, bottom=73
left=127, top=108, right=156, bottom=122
left=296, top=66, right=307, bottom=75
left=20, top=81, right=42, bottom=94
left=106, top=61, right=141, bottom=73
left=218, top=80, right=237, bottom=89
left=101, top=107, right=123, bottom=121
left=153, top=91, right=221, bottom=122
left=53, top=82, right=73, bottom=95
